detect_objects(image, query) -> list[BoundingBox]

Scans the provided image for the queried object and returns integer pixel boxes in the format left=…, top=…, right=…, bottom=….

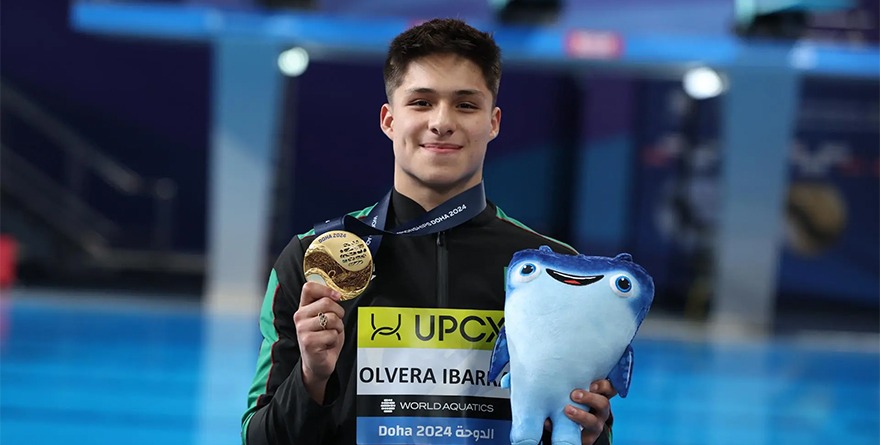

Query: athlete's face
left=381, top=54, right=501, bottom=202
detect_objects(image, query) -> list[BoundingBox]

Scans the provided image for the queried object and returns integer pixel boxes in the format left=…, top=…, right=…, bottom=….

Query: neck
left=394, top=178, right=482, bottom=211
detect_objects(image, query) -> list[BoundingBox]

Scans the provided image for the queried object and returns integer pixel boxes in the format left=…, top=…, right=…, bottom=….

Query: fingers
left=300, top=310, right=344, bottom=334
left=295, top=283, right=344, bottom=323
left=296, top=309, right=345, bottom=355
left=572, top=388, right=611, bottom=422
left=299, top=322, right=345, bottom=352
left=590, top=379, right=618, bottom=399
left=543, top=382, right=615, bottom=443
left=295, top=283, right=347, bottom=391
left=295, top=308, right=344, bottom=336
left=295, top=298, right=344, bottom=327
left=564, top=405, right=604, bottom=444
left=565, top=388, right=611, bottom=443
left=299, top=281, right=342, bottom=308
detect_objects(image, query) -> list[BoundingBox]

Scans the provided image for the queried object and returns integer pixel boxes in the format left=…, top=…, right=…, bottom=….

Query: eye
left=458, top=102, right=478, bottom=110
left=409, top=99, right=431, bottom=107
left=609, top=274, right=634, bottom=297
left=511, top=262, right=541, bottom=283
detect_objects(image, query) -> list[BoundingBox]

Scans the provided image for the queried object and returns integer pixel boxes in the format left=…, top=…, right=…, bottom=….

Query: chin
left=400, top=164, right=480, bottom=193
left=419, top=175, right=476, bottom=193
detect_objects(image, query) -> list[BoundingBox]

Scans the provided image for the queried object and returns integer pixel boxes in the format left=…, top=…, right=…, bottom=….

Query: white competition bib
left=356, top=307, right=510, bottom=444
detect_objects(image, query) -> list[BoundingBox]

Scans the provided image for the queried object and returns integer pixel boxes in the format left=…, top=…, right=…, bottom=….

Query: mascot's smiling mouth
left=547, top=269, right=604, bottom=286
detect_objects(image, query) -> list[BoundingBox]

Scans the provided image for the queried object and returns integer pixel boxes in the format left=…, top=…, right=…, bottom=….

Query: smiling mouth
left=421, top=144, right=462, bottom=151
left=547, top=269, right=603, bottom=286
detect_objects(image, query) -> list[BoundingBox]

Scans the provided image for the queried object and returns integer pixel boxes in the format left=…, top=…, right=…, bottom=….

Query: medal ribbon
left=313, top=182, right=487, bottom=256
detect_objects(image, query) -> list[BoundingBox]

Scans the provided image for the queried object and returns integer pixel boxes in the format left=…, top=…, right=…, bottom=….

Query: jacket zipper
left=436, top=231, right=448, bottom=307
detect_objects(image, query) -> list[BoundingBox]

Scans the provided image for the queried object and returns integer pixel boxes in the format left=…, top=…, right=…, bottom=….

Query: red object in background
left=565, top=29, right=624, bottom=60
left=0, top=235, right=18, bottom=289
left=0, top=235, right=15, bottom=344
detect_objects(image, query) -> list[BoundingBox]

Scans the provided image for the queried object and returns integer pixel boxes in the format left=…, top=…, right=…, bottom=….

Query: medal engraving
left=303, top=230, right=373, bottom=300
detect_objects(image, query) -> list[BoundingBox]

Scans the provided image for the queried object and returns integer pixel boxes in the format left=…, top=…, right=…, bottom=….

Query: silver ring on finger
left=318, top=312, right=328, bottom=330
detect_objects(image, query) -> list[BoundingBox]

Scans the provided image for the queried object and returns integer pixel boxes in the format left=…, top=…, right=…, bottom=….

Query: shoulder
left=487, top=204, right=577, bottom=255
left=291, top=202, right=378, bottom=244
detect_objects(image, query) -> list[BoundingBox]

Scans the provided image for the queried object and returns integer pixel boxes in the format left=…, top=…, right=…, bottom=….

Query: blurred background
left=0, top=0, right=878, bottom=444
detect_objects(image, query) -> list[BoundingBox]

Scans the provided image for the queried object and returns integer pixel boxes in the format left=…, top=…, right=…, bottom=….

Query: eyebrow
left=405, top=87, right=485, bottom=98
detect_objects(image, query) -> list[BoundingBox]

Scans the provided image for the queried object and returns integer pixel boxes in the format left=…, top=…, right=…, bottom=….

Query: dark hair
left=383, top=18, right=502, bottom=103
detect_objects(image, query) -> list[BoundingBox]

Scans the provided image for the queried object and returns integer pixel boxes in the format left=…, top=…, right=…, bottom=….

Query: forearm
left=245, top=362, right=339, bottom=445
left=244, top=247, right=339, bottom=445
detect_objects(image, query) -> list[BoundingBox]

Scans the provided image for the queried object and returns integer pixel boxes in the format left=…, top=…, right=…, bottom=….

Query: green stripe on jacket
left=241, top=268, right=279, bottom=444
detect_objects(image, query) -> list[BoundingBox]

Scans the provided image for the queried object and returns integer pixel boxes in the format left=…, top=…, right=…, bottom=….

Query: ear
left=489, top=106, right=501, bottom=140
left=380, top=103, right=394, bottom=140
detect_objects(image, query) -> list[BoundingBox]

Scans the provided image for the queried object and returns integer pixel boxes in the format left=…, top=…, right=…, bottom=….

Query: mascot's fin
left=608, top=343, right=634, bottom=398
left=487, top=326, right=509, bottom=382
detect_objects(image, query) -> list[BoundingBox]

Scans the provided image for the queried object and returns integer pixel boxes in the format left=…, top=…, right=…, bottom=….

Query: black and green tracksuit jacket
left=242, top=190, right=613, bottom=445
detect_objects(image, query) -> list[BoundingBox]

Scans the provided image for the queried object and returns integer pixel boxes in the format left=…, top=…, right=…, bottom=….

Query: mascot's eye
left=610, top=274, right=634, bottom=297
left=512, top=262, right=541, bottom=283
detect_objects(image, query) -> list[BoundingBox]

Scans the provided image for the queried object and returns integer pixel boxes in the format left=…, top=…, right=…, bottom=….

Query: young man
left=243, top=18, right=616, bottom=445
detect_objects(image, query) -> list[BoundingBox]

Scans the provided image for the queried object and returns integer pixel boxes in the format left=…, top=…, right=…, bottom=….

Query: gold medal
left=303, top=230, right=373, bottom=300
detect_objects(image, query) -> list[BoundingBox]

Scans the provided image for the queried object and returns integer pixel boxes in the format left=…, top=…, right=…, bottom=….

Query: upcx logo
left=360, top=308, right=505, bottom=350
left=414, top=314, right=504, bottom=343
left=371, top=313, right=401, bottom=340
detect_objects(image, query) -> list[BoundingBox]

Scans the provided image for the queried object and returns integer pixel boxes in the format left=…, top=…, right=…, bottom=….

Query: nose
left=429, top=105, right=455, bottom=136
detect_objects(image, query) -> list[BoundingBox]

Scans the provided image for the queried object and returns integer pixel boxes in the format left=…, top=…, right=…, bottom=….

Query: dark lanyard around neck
left=313, top=182, right=487, bottom=256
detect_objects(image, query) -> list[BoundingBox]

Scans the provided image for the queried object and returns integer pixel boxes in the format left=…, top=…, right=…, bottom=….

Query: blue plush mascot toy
left=488, top=246, right=654, bottom=445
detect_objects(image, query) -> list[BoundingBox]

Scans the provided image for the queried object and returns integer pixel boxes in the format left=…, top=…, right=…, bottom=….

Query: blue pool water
left=1, top=293, right=877, bottom=445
